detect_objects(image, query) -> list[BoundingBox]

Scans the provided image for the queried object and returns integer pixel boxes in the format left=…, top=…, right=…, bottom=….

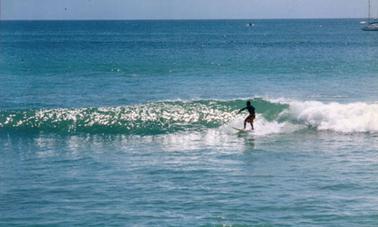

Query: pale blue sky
left=0, top=0, right=371, bottom=20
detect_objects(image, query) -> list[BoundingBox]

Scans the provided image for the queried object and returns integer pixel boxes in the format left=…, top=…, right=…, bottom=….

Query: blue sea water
left=1, top=19, right=378, bottom=226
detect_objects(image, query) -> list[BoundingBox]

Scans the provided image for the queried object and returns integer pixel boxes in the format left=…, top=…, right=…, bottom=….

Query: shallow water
left=1, top=19, right=378, bottom=226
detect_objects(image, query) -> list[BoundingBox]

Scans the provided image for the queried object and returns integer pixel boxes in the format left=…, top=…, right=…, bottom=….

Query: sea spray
left=285, top=101, right=378, bottom=133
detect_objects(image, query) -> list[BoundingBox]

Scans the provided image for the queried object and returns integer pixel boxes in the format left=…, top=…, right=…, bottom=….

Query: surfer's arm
left=238, top=107, right=246, bottom=114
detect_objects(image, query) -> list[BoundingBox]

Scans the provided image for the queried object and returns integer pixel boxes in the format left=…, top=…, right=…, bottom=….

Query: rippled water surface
left=1, top=19, right=378, bottom=226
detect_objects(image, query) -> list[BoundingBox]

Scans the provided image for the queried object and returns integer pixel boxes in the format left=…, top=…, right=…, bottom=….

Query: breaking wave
left=284, top=100, right=378, bottom=133
left=1, top=98, right=378, bottom=135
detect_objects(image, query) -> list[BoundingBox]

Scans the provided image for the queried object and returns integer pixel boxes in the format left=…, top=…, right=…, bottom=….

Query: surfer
left=238, top=101, right=255, bottom=130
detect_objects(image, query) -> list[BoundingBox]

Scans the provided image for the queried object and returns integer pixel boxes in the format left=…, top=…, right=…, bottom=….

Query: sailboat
left=363, top=0, right=378, bottom=31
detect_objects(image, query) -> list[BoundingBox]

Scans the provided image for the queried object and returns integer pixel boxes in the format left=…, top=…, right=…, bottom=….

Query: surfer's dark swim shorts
left=245, top=114, right=255, bottom=122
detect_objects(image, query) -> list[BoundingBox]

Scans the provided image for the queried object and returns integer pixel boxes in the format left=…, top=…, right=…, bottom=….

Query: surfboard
left=232, top=127, right=249, bottom=133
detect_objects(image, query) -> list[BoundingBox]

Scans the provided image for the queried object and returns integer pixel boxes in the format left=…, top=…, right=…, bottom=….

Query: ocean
left=1, top=19, right=378, bottom=226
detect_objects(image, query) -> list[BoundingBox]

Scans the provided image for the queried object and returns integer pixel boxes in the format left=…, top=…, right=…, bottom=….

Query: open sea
left=1, top=19, right=378, bottom=226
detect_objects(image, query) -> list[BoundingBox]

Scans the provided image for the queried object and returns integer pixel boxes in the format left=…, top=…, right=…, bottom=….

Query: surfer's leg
left=244, top=116, right=249, bottom=129
left=249, top=115, right=255, bottom=130
left=245, top=116, right=252, bottom=130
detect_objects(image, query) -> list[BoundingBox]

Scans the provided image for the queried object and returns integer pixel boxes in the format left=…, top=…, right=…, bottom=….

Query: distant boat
left=363, top=0, right=378, bottom=31
left=246, top=22, right=255, bottom=27
left=363, top=22, right=378, bottom=31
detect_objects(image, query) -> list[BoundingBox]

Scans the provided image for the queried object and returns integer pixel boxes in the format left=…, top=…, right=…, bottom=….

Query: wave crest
left=2, top=99, right=281, bottom=135
left=285, top=101, right=378, bottom=133
left=1, top=98, right=378, bottom=135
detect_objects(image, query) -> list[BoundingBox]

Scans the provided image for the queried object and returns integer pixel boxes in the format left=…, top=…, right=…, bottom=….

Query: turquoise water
left=1, top=19, right=378, bottom=226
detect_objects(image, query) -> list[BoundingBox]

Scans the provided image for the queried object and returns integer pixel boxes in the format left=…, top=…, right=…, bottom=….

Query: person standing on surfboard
left=238, top=101, right=255, bottom=130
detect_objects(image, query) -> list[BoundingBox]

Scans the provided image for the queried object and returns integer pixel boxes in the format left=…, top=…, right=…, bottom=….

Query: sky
left=0, top=0, right=371, bottom=20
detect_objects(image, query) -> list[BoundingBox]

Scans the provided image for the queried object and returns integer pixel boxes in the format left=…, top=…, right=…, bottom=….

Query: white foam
left=284, top=100, right=378, bottom=133
left=225, top=114, right=303, bottom=136
left=223, top=99, right=378, bottom=136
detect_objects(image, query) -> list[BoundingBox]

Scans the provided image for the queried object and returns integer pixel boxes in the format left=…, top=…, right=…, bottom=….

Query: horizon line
left=0, top=17, right=366, bottom=22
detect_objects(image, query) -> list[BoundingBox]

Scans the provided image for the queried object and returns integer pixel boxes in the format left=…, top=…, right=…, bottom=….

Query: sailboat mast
left=368, top=0, right=371, bottom=22
left=362, top=0, right=378, bottom=30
